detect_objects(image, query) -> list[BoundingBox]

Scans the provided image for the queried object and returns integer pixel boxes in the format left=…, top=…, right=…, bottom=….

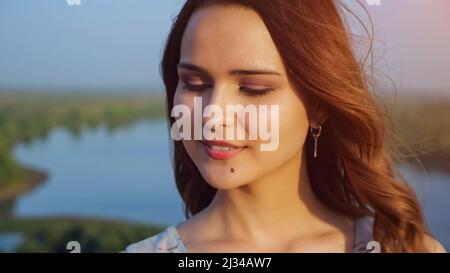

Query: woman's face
left=173, top=5, right=311, bottom=189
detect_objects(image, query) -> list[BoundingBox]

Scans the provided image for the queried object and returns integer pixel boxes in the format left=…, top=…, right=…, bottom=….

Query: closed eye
left=181, top=81, right=274, bottom=97
left=239, top=86, right=274, bottom=97
left=182, top=82, right=213, bottom=92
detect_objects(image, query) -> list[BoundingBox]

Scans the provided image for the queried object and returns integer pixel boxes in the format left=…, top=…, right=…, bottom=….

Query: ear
left=309, top=100, right=328, bottom=128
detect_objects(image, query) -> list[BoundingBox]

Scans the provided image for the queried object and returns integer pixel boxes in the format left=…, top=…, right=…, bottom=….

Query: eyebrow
left=176, top=62, right=282, bottom=76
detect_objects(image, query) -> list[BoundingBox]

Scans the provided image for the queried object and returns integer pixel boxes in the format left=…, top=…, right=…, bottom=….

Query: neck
left=203, top=150, right=338, bottom=242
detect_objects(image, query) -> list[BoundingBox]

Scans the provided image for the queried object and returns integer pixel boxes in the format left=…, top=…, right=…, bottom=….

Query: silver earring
left=310, top=125, right=322, bottom=158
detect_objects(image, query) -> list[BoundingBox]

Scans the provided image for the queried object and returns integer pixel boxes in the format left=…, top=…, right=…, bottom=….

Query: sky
left=0, top=0, right=449, bottom=96
left=361, top=0, right=450, bottom=96
left=0, top=0, right=186, bottom=92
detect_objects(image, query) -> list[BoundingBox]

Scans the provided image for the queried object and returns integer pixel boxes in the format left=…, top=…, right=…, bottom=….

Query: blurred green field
left=0, top=217, right=164, bottom=253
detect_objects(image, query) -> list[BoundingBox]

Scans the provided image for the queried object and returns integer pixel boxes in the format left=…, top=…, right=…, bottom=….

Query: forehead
left=179, top=5, right=284, bottom=73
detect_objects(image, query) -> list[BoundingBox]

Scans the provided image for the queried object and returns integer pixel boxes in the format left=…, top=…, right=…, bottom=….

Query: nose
left=201, top=83, right=235, bottom=136
left=204, top=82, right=232, bottom=108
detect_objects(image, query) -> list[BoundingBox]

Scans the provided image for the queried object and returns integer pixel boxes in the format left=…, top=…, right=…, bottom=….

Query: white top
left=122, top=216, right=375, bottom=253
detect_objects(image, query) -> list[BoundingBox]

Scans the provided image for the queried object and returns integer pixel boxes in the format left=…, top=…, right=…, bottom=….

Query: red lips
left=201, top=140, right=246, bottom=160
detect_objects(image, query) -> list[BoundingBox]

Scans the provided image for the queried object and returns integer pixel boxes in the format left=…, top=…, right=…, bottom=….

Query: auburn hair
left=160, top=0, right=430, bottom=252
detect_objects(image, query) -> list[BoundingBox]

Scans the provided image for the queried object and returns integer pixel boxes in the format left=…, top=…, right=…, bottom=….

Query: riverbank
left=0, top=166, right=47, bottom=203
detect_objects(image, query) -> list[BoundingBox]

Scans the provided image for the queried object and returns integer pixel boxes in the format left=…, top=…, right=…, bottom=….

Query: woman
left=124, top=0, right=446, bottom=252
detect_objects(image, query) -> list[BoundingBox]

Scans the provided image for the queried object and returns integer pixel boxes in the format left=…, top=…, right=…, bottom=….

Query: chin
left=197, top=164, right=250, bottom=190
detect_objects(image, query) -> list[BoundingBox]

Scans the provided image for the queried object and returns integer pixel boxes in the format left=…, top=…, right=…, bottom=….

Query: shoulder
left=122, top=225, right=186, bottom=253
left=352, top=215, right=375, bottom=253
left=423, top=234, right=447, bottom=253
left=354, top=215, right=374, bottom=236
left=353, top=216, right=447, bottom=253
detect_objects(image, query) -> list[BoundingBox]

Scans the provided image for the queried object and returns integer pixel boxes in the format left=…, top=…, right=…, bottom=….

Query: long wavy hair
left=160, top=0, right=430, bottom=252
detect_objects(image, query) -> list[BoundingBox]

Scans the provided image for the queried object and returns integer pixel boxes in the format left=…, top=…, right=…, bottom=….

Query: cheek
left=173, top=86, right=197, bottom=159
left=279, top=95, right=309, bottom=149
left=182, top=139, right=197, bottom=164
left=249, top=90, right=309, bottom=167
left=173, top=86, right=197, bottom=123
left=173, top=85, right=188, bottom=106
left=277, top=108, right=309, bottom=159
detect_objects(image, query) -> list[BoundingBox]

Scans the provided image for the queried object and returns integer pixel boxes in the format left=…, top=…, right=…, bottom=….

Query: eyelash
left=182, top=83, right=274, bottom=97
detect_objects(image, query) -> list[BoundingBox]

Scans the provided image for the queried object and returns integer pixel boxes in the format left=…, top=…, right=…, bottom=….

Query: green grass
left=0, top=217, right=165, bottom=253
